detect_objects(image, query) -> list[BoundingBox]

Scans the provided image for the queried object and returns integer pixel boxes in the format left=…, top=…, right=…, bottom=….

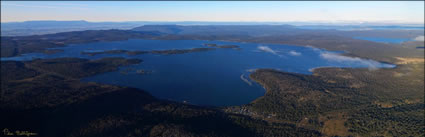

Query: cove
left=1, top=39, right=395, bottom=106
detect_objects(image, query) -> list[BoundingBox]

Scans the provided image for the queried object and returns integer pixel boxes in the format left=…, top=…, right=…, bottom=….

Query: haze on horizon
left=1, top=1, right=424, bottom=24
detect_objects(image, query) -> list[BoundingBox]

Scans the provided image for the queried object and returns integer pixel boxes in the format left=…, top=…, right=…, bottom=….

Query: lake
left=353, top=37, right=411, bottom=44
left=1, top=39, right=396, bottom=106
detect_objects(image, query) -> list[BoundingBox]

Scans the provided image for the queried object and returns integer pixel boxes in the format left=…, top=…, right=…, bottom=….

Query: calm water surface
left=1, top=39, right=395, bottom=106
left=353, top=37, right=411, bottom=44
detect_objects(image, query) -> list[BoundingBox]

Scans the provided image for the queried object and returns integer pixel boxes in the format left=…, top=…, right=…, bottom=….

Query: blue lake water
left=353, top=37, right=411, bottom=44
left=1, top=39, right=396, bottom=106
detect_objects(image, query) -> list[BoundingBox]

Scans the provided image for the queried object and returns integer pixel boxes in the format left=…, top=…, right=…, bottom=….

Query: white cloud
left=414, top=36, right=424, bottom=41
left=319, top=52, right=394, bottom=70
left=257, top=45, right=277, bottom=54
left=306, top=45, right=322, bottom=52
left=289, top=50, right=301, bottom=56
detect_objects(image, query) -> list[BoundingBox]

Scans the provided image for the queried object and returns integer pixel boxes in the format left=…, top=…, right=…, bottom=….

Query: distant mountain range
left=1, top=21, right=143, bottom=36
left=131, top=25, right=424, bottom=39
left=1, top=20, right=424, bottom=36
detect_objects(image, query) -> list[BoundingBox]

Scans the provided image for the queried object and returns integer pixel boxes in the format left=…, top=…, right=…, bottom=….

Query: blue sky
left=1, top=1, right=424, bottom=23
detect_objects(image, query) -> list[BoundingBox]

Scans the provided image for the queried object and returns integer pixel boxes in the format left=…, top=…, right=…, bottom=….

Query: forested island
left=81, top=48, right=217, bottom=56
